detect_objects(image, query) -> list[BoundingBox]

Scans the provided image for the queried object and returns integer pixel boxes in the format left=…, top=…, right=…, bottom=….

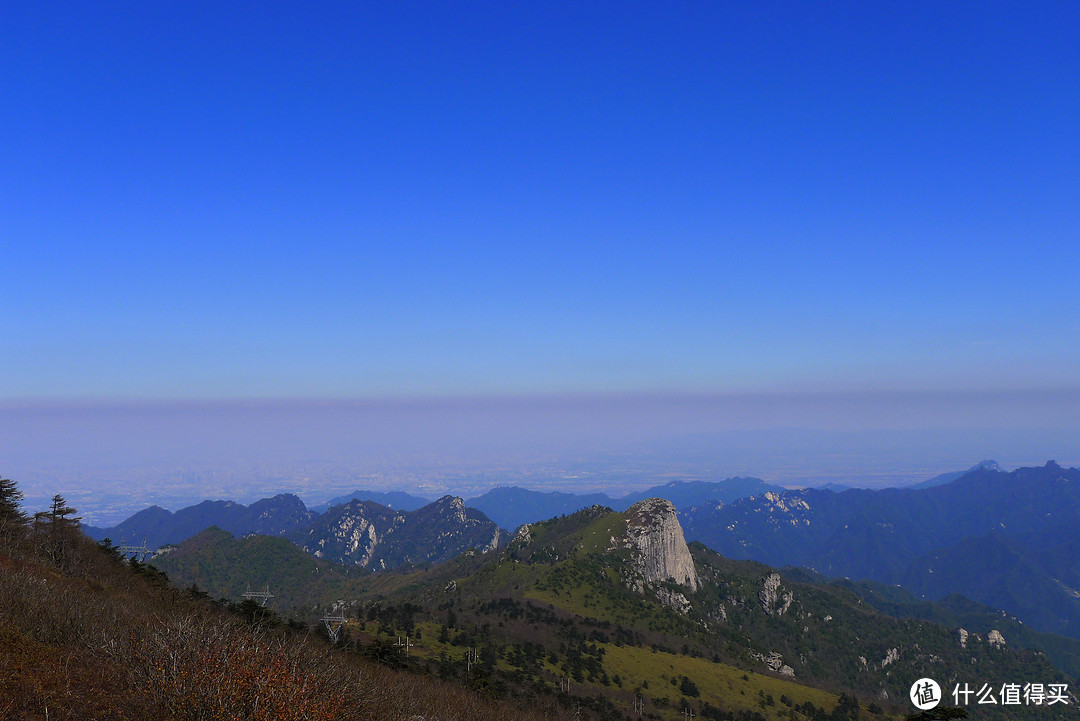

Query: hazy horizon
left=5, top=390, right=1078, bottom=525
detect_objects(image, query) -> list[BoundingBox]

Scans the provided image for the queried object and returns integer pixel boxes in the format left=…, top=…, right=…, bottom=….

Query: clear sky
left=3, top=2, right=1079, bottom=400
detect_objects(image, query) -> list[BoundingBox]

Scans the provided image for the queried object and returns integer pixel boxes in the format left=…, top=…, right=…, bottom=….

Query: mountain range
left=679, top=461, right=1080, bottom=639
left=293, top=495, right=508, bottom=570
left=89, top=460, right=1080, bottom=646
left=310, top=489, right=431, bottom=514
left=86, top=494, right=508, bottom=570
left=84, top=493, right=318, bottom=550
left=462, top=477, right=787, bottom=530
left=152, top=497, right=1079, bottom=720
left=85, top=476, right=788, bottom=554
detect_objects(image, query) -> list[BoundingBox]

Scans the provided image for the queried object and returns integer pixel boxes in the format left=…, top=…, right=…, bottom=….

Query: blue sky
left=3, top=2, right=1079, bottom=400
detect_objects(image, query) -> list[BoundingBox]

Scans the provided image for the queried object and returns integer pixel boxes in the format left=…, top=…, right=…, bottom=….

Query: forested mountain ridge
left=679, top=462, right=1080, bottom=639
left=154, top=498, right=1078, bottom=720
left=83, top=493, right=317, bottom=550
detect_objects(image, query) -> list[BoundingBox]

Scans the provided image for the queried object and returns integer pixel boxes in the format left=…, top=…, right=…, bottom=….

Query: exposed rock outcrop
left=959, top=628, right=968, bottom=648
left=512, top=523, right=532, bottom=546
left=759, top=572, right=793, bottom=616
left=750, top=650, right=795, bottom=677
left=624, top=498, right=699, bottom=591
left=987, top=629, right=1006, bottom=648
left=654, top=587, right=694, bottom=614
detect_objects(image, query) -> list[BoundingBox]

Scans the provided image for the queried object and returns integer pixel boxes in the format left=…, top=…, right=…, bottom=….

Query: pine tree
left=47, top=493, right=80, bottom=525
left=32, top=493, right=81, bottom=566
left=0, top=476, right=29, bottom=537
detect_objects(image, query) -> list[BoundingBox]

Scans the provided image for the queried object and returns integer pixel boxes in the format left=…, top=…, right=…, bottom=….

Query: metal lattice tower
left=242, top=586, right=275, bottom=606
left=463, top=647, right=477, bottom=681
left=117, top=537, right=152, bottom=561
left=394, top=635, right=414, bottom=655
left=320, top=613, right=347, bottom=643
left=634, top=696, right=645, bottom=716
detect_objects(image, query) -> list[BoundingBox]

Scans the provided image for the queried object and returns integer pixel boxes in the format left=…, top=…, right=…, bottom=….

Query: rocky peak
left=433, top=495, right=469, bottom=524
left=624, top=498, right=699, bottom=592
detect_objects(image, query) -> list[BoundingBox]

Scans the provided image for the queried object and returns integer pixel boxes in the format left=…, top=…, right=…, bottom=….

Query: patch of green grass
left=591, top=642, right=840, bottom=721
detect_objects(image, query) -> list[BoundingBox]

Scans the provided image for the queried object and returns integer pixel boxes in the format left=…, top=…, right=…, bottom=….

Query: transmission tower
left=117, top=537, right=152, bottom=561
left=683, top=707, right=696, bottom=720
left=634, top=695, right=645, bottom=716
left=320, top=613, right=347, bottom=643
left=242, top=586, right=275, bottom=606
left=463, top=647, right=477, bottom=681
left=394, top=635, right=414, bottom=655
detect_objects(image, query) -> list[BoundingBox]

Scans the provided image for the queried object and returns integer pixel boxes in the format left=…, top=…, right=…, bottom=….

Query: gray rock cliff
left=624, top=498, right=699, bottom=592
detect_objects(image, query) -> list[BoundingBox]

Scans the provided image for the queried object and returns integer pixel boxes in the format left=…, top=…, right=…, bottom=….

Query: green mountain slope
left=154, top=500, right=1077, bottom=720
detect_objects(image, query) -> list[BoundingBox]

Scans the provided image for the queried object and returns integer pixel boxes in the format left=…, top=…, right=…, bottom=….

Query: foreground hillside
left=155, top=499, right=1077, bottom=720
left=0, top=479, right=566, bottom=721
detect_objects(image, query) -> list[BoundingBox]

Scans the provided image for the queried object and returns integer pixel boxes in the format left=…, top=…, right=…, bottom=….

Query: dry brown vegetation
left=0, top=481, right=566, bottom=721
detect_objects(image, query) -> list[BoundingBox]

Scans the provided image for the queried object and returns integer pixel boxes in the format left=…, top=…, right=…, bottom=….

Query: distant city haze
left=3, top=392, right=1077, bottom=525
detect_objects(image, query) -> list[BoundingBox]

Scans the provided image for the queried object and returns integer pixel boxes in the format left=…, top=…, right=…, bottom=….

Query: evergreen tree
left=48, top=493, right=80, bottom=525
left=32, top=493, right=81, bottom=566
left=0, top=476, right=29, bottom=537
left=35, top=493, right=81, bottom=530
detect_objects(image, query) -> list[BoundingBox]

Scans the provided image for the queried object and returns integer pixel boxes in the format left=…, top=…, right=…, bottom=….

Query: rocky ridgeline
left=293, top=495, right=508, bottom=570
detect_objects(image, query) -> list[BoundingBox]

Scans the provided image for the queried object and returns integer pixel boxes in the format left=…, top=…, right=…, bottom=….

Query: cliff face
left=624, top=498, right=699, bottom=592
